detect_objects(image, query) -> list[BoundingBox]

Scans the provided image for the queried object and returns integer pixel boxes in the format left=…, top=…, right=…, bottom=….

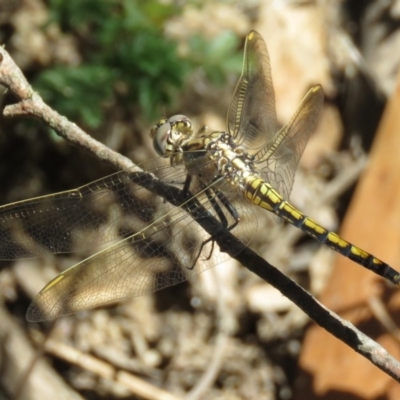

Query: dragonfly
left=1, top=30, right=399, bottom=322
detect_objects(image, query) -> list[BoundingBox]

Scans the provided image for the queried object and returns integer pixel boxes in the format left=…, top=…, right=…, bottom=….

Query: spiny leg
left=188, top=186, right=241, bottom=270
left=213, top=188, right=240, bottom=231
left=188, top=188, right=224, bottom=269
left=205, top=187, right=229, bottom=229
left=182, top=173, right=193, bottom=196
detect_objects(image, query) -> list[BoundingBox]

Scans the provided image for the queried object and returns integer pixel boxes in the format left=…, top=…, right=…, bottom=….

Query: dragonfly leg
left=182, top=173, right=193, bottom=195
left=187, top=188, right=224, bottom=269
left=188, top=187, right=241, bottom=270
left=213, top=189, right=240, bottom=231
left=205, top=188, right=229, bottom=229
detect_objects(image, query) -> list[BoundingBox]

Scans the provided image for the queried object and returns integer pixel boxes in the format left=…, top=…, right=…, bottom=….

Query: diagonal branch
left=0, top=45, right=399, bottom=383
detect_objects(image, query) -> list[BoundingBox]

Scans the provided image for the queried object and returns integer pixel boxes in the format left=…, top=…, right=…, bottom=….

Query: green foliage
left=35, top=65, right=114, bottom=128
left=34, top=0, right=243, bottom=128
left=188, top=31, right=243, bottom=83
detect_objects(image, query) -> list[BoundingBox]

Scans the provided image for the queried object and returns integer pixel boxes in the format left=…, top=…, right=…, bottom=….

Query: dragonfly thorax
left=202, top=131, right=256, bottom=189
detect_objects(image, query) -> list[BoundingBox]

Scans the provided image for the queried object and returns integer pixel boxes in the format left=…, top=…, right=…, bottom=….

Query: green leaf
left=34, top=66, right=115, bottom=128
left=38, top=1, right=243, bottom=124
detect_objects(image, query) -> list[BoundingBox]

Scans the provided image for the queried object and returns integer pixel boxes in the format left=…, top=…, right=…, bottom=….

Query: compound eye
left=150, top=118, right=167, bottom=139
left=153, top=122, right=170, bottom=156
left=168, top=115, right=192, bottom=134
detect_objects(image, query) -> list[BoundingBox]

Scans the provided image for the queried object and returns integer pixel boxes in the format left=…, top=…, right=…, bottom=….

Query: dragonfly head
left=150, top=115, right=193, bottom=157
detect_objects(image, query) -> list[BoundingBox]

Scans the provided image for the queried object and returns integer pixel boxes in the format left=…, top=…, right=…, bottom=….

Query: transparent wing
left=26, top=205, right=217, bottom=321
left=227, top=30, right=323, bottom=202
left=0, top=158, right=185, bottom=259
left=258, top=85, right=324, bottom=201
left=0, top=155, right=255, bottom=321
left=227, top=30, right=277, bottom=151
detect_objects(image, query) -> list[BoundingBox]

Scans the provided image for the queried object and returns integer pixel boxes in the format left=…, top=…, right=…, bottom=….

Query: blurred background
left=1, top=0, right=400, bottom=399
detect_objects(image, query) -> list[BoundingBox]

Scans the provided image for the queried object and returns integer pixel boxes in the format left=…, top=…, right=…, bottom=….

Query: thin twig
left=1, top=44, right=400, bottom=384
left=43, top=338, right=182, bottom=400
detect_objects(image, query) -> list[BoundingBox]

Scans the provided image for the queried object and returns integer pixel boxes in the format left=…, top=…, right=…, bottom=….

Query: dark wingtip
left=26, top=303, right=48, bottom=322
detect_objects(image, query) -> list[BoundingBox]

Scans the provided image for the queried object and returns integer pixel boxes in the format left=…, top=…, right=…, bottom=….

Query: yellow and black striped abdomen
left=243, top=175, right=400, bottom=286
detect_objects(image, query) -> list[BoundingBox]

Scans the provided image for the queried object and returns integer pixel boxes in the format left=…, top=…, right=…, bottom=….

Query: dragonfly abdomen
left=243, top=176, right=400, bottom=286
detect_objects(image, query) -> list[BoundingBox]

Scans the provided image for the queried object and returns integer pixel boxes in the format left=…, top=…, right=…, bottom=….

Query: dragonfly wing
left=258, top=85, right=324, bottom=201
left=227, top=30, right=277, bottom=151
left=26, top=208, right=205, bottom=321
left=25, top=171, right=256, bottom=321
left=0, top=158, right=190, bottom=259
